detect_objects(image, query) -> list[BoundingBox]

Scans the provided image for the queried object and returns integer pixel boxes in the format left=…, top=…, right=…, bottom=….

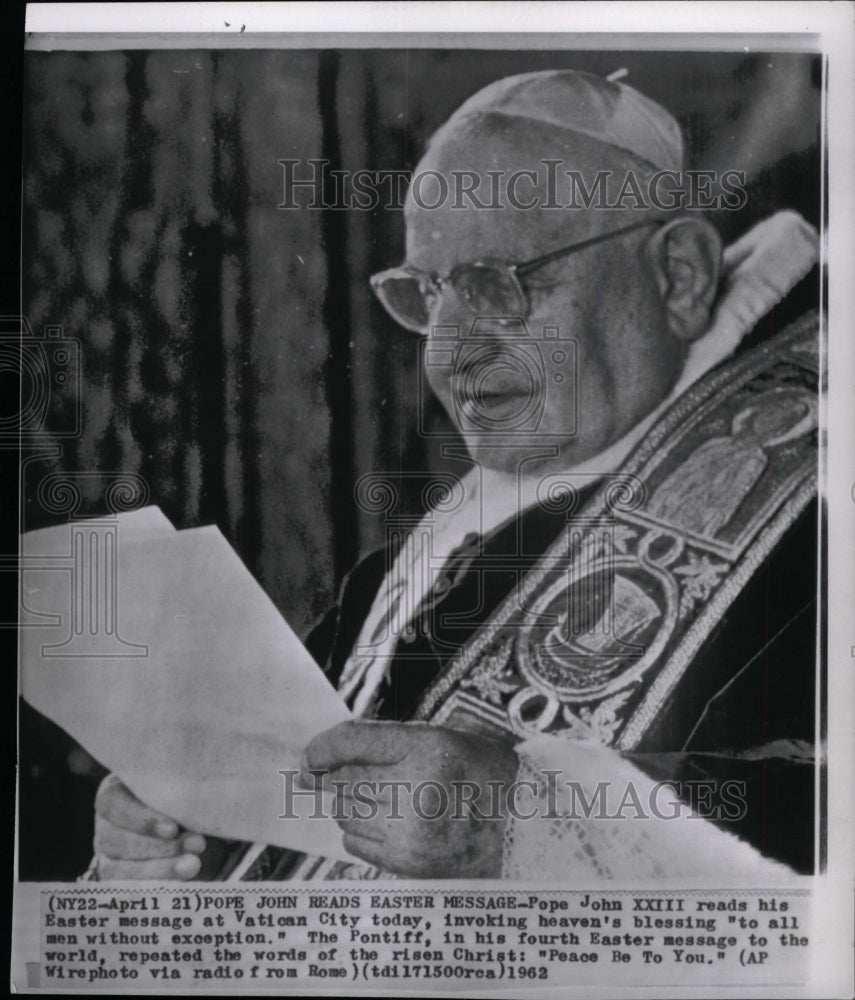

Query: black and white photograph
left=10, top=3, right=855, bottom=996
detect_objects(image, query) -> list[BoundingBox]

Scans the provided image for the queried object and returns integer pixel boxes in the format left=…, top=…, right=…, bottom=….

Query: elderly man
left=91, top=70, right=819, bottom=881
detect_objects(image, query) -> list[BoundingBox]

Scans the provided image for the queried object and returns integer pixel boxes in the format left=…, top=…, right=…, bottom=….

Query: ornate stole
left=415, top=311, right=819, bottom=752
left=235, top=311, right=819, bottom=882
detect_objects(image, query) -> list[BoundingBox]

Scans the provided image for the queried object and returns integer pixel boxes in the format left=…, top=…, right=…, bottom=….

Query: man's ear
left=646, top=217, right=723, bottom=342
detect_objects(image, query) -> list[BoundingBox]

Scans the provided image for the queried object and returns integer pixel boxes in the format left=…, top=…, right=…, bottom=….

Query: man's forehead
left=402, top=69, right=682, bottom=272
left=403, top=117, right=653, bottom=270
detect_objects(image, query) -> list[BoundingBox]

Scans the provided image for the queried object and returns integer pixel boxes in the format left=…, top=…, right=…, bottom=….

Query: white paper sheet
left=20, top=509, right=354, bottom=862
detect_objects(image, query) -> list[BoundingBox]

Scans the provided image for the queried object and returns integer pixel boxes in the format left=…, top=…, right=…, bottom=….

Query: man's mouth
left=460, top=391, right=528, bottom=413
left=453, top=375, right=533, bottom=409
left=453, top=375, right=538, bottom=429
left=454, top=356, right=537, bottom=394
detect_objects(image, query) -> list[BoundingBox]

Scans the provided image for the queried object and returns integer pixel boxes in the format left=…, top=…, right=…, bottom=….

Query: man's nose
left=431, top=290, right=523, bottom=342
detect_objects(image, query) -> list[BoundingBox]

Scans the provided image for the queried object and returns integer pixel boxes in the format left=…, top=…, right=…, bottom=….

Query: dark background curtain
left=19, top=48, right=821, bottom=878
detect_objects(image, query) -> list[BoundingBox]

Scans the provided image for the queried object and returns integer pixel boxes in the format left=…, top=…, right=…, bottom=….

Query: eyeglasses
left=370, top=219, right=660, bottom=335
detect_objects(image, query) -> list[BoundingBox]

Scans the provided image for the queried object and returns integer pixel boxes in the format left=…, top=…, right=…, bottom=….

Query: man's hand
left=300, top=721, right=519, bottom=878
left=93, top=774, right=207, bottom=880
